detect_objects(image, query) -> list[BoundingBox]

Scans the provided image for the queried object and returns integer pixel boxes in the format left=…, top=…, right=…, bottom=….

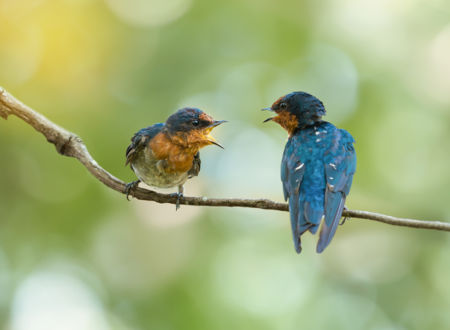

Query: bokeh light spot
left=104, top=0, right=192, bottom=27
left=370, top=108, right=448, bottom=193
left=10, top=270, right=109, bottom=330
left=0, top=23, right=42, bottom=86
left=325, top=229, right=415, bottom=283
left=212, top=238, right=318, bottom=317
left=91, top=214, right=195, bottom=293
left=0, top=248, right=11, bottom=307
left=425, top=24, right=450, bottom=104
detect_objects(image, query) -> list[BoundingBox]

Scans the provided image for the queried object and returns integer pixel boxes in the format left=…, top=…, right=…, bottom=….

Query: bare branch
left=1, top=87, right=449, bottom=232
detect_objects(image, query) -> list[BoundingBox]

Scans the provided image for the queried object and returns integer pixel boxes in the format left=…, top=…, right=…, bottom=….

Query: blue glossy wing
left=125, top=123, right=164, bottom=166
left=281, top=138, right=306, bottom=253
left=316, top=129, right=356, bottom=253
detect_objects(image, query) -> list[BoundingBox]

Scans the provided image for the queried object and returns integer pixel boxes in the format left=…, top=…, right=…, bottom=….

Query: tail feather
left=316, top=192, right=345, bottom=253
left=288, top=195, right=302, bottom=253
left=309, top=224, right=320, bottom=234
left=289, top=196, right=325, bottom=253
left=304, top=201, right=323, bottom=225
left=304, top=201, right=323, bottom=235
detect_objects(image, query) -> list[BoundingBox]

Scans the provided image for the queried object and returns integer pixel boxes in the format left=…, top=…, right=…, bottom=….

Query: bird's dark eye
left=279, top=102, right=287, bottom=109
left=192, top=120, right=200, bottom=126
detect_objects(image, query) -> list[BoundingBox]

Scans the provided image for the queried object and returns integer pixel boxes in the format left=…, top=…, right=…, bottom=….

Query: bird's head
left=263, top=92, right=326, bottom=135
left=166, top=107, right=226, bottom=149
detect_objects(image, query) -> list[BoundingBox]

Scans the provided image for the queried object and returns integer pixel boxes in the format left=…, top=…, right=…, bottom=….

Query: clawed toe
left=172, top=192, right=182, bottom=210
left=340, top=206, right=349, bottom=225
left=168, top=192, right=183, bottom=210
left=124, top=180, right=140, bottom=201
left=174, top=185, right=184, bottom=211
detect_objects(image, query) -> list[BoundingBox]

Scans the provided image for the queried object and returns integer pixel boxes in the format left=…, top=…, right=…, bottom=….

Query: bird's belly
left=131, top=152, right=189, bottom=188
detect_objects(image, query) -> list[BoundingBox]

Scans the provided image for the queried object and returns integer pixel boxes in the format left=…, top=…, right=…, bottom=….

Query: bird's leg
left=340, top=206, right=349, bottom=225
left=175, top=185, right=184, bottom=210
left=124, top=180, right=140, bottom=201
left=169, top=185, right=184, bottom=210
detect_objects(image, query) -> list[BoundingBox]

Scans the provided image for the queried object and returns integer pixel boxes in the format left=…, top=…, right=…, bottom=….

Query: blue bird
left=263, top=92, right=356, bottom=253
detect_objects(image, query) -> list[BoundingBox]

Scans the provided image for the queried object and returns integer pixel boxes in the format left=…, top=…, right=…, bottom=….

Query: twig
left=1, top=87, right=449, bottom=232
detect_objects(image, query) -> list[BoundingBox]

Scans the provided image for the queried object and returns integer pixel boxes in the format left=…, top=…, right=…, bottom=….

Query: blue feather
left=288, top=194, right=302, bottom=253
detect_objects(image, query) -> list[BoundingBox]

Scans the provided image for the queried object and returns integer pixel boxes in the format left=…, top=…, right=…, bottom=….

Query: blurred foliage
left=1, top=0, right=450, bottom=329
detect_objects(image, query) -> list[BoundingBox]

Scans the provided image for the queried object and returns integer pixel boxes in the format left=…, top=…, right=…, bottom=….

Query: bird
left=263, top=91, right=356, bottom=253
left=125, top=107, right=226, bottom=209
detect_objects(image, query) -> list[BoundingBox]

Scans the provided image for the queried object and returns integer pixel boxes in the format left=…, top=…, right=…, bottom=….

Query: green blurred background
left=1, top=0, right=450, bottom=329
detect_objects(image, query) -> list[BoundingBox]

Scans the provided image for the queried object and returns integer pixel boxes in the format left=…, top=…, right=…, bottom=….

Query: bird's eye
left=279, top=102, right=287, bottom=109
left=192, top=120, right=200, bottom=126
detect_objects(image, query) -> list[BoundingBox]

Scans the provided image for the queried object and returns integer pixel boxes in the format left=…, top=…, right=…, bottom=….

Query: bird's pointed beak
left=262, top=107, right=275, bottom=123
left=208, top=120, right=227, bottom=128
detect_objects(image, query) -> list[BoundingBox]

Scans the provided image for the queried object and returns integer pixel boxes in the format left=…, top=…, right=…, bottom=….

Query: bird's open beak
left=209, top=140, right=224, bottom=149
left=208, top=120, right=227, bottom=128
left=205, top=120, right=227, bottom=149
left=262, top=107, right=275, bottom=123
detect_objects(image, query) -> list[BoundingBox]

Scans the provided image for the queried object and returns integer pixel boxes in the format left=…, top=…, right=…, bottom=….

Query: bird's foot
left=176, top=192, right=183, bottom=210
left=124, top=180, right=140, bottom=201
left=172, top=185, right=184, bottom=211
left=340, top=206, right=349, bottom=225
left=169, top=192, right=183, bottom=210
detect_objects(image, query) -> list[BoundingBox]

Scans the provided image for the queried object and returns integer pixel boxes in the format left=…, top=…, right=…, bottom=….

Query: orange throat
left=273, top=111, right=298, bottom=136
left=149, top=131, right=208, bottom=173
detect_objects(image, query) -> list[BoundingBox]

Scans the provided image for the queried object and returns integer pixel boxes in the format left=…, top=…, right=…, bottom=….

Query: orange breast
left=149, top=132, right=171, bottom=159
left=167, top=149, right=195, bottom=173
left=149, top=132, right=197, bottom=173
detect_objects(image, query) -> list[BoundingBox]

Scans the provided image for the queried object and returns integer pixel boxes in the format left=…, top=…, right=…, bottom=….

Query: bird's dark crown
left=272, top=92, right=326, bottom=126
left=264, top=92, right=326, bottom=135
left=165, top=108, right=215, bottom=134
left=164, top=107, right=226, bottom=149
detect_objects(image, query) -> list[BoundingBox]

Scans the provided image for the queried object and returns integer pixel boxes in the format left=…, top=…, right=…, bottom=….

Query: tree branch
left=1, top=87, right=449, bottom=232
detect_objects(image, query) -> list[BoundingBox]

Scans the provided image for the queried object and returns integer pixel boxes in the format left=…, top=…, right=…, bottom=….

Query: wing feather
left=125, top=123, right=164, bottom=166
left=317, top=130, right=356, bottom=253
left=281, top=139, right=306, bottom=253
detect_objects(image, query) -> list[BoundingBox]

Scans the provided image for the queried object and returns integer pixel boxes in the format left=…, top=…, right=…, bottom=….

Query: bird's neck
left=273, top=111, right=299, bottom=137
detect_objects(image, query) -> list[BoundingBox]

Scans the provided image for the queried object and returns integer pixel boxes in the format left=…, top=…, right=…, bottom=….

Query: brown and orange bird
left=125, top=108, right=226, bottom=209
